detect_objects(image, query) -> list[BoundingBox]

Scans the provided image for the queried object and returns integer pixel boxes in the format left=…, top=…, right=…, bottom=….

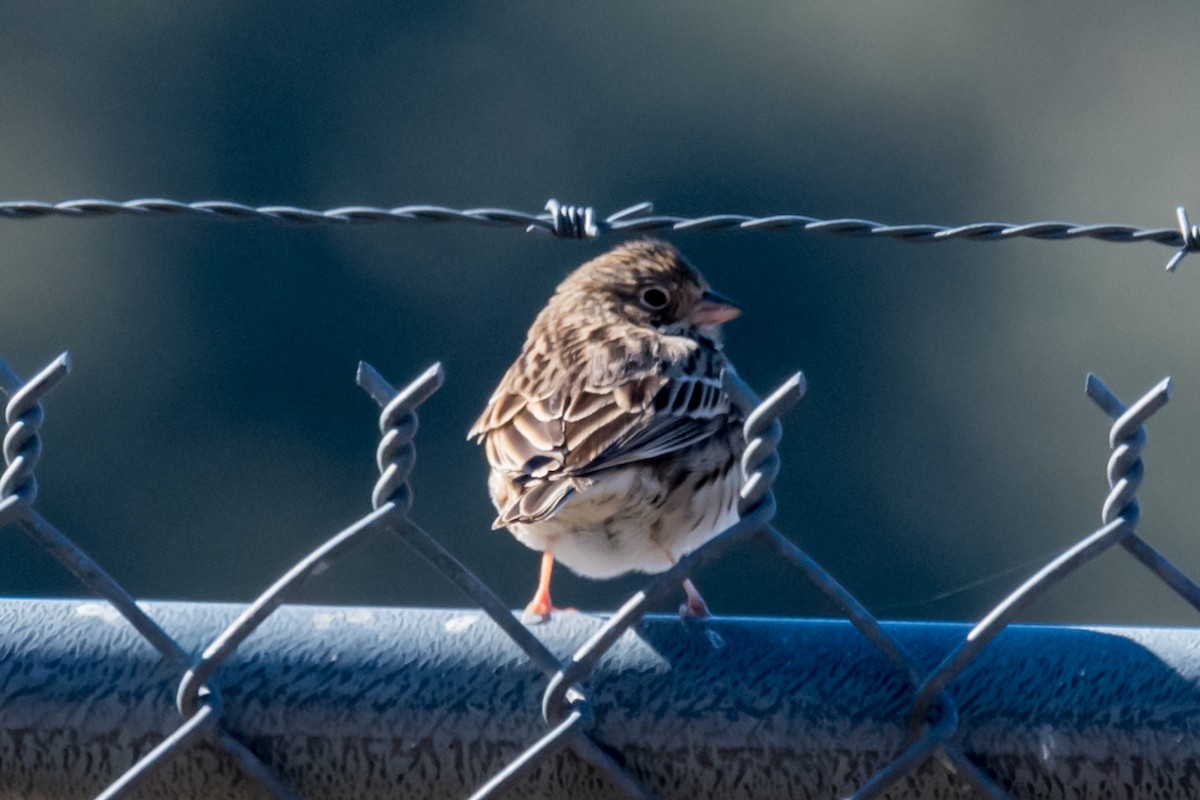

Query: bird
left=468, top=239, right=746, bottom=622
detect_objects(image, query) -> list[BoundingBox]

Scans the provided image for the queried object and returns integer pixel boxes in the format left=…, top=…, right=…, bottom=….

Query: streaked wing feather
left=475, top=332, right=733, bottom=526
left=495, top=479, right=576, bottom=527
left=577, top=369, right=730, bottom=474
left=510, top=407, right=562, bottom=451
left=579, top=413, right=724, bottom=474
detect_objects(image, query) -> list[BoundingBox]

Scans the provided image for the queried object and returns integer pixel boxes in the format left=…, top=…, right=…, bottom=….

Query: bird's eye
left=639, top=286, right=670, bottom=310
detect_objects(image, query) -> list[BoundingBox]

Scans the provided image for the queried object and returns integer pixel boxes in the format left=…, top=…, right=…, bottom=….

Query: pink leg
left=523, top=551, right=559, bottom=623
left=660, top=545, right=712, bottom=618
left=681, top=578, right=711, bottom=618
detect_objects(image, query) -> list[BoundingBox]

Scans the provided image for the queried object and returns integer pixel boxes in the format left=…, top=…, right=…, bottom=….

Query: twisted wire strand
left=1082, top=375, right=1200, bottom=614
left=494, top=370, right=806, bottom=800
left=7, top=345, right=1200, bottom=800
left=723, top=370, right=1008, bottom=799
left=0, top=355, right=294, bottom=800
left=856, top=374, right=1177, bottom=800
left=692, top=371, right=1005, bottom=800
left=0, top=355, right=189, bottom=667
left=0, top=353, right=70, bottom=504
left=717, top=368, right=1003, bottom=799
left=176, top=363, right=445, bottom=719
left=736, top=373, right=805, bottom=516
left=0, top=352, right=1175, bottom=800
left=540, top=372, right=804, bottom=719
left=358, top=362, right=564, bottom=676
left=2, top=196, right=1195, bottom=267
left=360, top=361, right=444, bottom=512
left=901, top=375, right=1174, bottom=773
left=1090, top=374, right=1171, bottom=524
left=352, top=363, right=649, bottom=799
left=160, top=362, right=450, bottom=799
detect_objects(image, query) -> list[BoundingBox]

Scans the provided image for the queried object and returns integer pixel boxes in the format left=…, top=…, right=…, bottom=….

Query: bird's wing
left=575, top=365, right=731, bottom=473
left=469, top=338, right=733, bottom=525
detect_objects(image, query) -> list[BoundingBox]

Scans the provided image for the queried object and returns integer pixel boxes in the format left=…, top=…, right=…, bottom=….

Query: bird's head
left=556, top=239, right=742, bottom=337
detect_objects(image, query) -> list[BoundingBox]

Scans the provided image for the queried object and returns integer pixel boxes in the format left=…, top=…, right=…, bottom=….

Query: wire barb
left=1, top=197, right=1192, bottom=268
left=535, top=199, right=599, bottom=239
left=1165, top=206, right=1200, bottom=271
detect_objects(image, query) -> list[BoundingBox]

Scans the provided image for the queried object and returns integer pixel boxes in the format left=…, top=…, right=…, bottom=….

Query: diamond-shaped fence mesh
left=3, top=197, right=1200, bottom=799
left=1, top=345, right=1196, bottom=799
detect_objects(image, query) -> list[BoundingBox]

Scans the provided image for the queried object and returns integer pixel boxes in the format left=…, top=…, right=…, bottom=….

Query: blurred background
left=2, top=3, right=1199, bottom=625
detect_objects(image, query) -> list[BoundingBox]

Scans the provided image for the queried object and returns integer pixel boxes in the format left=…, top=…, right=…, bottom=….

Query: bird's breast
left=504, top=435, right=743, bottom=580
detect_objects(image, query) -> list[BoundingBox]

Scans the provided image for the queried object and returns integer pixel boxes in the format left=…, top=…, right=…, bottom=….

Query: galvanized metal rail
left=2, top=350, right=1197, bottom=800
left=3, top=599, right=1199, bottom=800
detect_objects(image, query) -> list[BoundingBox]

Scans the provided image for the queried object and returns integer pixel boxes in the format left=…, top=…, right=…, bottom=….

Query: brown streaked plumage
left=469, top=239, right=745, bottom=620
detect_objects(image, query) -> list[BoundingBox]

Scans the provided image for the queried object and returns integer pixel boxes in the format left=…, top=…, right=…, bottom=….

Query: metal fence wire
left=3, top=196, right=1200, bottom=799
left=3, top=196, right=1200, bottom=270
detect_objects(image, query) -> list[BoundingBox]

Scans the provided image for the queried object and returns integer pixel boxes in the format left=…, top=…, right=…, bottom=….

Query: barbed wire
left=2, top=196, right=1197, bottom=270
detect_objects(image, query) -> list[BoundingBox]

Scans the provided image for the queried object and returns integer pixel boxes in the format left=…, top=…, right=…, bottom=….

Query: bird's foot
left=521, top=599, right=574, bottom=624
left=522, top=552, right=569, bottom=624
left=679, top=578, right=712, bottom=619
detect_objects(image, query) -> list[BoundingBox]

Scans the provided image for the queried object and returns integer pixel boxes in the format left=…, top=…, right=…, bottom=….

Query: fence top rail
left=3, top=598, right=1200, bottom=800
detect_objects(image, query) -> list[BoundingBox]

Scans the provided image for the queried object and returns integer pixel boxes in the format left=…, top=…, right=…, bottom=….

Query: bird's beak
left=689, top=289, right=742, bottom=326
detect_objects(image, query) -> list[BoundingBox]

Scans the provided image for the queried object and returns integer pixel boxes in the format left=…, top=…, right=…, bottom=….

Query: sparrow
left=468, top=239, right=745, bottom=621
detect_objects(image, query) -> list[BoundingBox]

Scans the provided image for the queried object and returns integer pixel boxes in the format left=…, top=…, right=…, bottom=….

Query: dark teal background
left=3, top=4, right=1200, bottom=624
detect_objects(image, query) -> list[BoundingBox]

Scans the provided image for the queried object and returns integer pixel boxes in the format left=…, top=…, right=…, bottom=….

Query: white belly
left=508, top=460, right=741, bottom=579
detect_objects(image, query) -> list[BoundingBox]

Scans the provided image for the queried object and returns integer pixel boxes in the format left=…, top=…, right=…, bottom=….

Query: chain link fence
left=3, top=196, right=1200, bottom=798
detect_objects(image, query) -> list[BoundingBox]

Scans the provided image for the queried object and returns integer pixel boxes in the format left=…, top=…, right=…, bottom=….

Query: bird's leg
left=681, top=578, right=712, bottom=619
left=523, top=550, right=559, bottom=623
left=659, top=545, right=712, bottom=618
